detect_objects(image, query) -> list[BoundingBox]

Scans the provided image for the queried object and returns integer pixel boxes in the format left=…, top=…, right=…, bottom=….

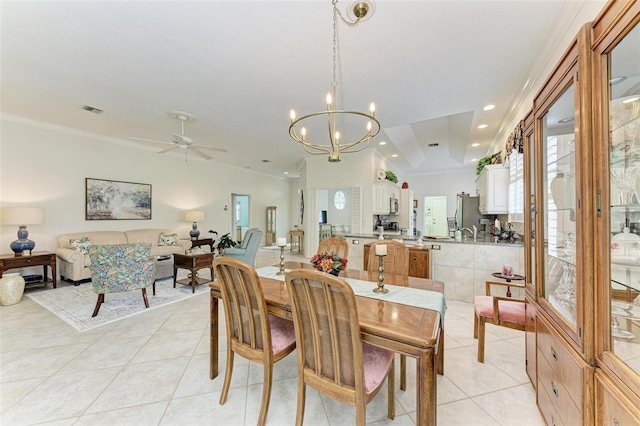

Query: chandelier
left=289, top=0, right=380, bottom=162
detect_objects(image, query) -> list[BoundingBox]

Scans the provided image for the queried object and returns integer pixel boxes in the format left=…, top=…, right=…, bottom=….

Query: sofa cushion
left=58, top=232, right=127, bottom=249
left=70, top=237, right=92, bottom=255
left=158, top=232, right=178, bottom=246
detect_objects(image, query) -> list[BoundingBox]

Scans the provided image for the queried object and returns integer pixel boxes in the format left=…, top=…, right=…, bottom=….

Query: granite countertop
left=335, top=233, right=523, bottom=246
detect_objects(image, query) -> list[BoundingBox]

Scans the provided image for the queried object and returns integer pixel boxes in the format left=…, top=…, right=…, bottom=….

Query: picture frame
left=85, top=178, right=152, bottom=220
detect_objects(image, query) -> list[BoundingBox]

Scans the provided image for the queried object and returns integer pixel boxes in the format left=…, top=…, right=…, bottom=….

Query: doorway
left=423, top=196, right=447, bottom=236
left=231, top=194, right=250, bottom=242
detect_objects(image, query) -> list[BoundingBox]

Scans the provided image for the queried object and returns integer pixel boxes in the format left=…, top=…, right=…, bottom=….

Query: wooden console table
left=0, top=252, right=57, bottom=289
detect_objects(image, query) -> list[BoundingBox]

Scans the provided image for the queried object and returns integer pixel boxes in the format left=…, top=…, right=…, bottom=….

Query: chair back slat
left=287, top=269, right=363, bottom=390
left=317, top=237, right=349, bottom=260
left=215, top=258, right=269, bottom=352
left=366, top=240, right=409, bottom=277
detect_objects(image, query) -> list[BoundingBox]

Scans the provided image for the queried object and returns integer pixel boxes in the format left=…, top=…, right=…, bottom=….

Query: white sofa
left=56, top=229, right=191, bottom=284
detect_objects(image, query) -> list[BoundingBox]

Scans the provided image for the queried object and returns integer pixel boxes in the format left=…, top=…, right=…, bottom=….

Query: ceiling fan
left=129, top=111, right=227, bottom=160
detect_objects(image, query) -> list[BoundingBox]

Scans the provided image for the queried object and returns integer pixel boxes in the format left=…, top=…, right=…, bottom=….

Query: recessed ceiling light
left=284, top=171, right=289, bottom=175
left=558, top=117, right=574, bottom=123
left=477, top=124, right=488, bottom=129
left=483, top=104, right=495, bottom=111
left=391, top=154, right=398, bottom=158
left=379, top=141, right=387, bottom=145
left=471, top=158, right=478, bottom=162
left=471, top=143, right=480, bottom=147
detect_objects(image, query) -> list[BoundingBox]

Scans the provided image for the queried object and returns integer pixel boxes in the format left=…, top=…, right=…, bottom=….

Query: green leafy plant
left=385, top=170, right=398, bottom=184
left=476, top=155, right=492, bottom=175
left=216, top=233, right=237, bottom=253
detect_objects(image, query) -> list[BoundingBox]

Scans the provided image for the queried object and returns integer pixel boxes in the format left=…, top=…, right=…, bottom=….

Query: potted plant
left=385, top=170, right=398, bottom=184
left=216, top=233, right=237, bottom=254
left=476, top=155, right=492, bottom=175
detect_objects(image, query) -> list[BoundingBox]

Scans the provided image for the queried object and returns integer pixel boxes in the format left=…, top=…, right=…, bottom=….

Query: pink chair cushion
left=362, top=342, right=394, bottom=394
left=474, top=295, right=525, bottom=325
left=269, top=314, right=296, bottom=354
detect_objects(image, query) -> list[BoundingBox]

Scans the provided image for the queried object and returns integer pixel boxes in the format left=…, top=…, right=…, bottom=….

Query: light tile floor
left=0, top=249, right=544, bottom=425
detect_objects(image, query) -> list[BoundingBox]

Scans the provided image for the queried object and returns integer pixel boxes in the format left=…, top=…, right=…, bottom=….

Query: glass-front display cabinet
left=593, top=0, right=640, bottom=409
left=534, top=26, right=593, bottom=349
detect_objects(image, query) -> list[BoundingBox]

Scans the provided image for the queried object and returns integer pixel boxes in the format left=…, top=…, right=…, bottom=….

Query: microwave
left=389, top=197, right=399, bottom=215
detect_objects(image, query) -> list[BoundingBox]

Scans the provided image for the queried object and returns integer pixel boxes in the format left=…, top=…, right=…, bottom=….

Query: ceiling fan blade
left=191, top=144, right=228, bottom=153
left=157, top=147, right=179, bottom=154
left=129, top=136, right=171, bottom=145
left=189, top=148, right=213, bottom=160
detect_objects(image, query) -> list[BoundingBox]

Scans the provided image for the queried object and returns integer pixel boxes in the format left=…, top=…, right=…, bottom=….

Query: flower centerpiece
left=310, top=252, right=347, bottom=276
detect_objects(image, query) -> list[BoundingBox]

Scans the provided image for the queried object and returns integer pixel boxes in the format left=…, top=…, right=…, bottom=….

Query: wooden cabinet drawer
left=537, top=315, right=583, bottom=409
left=595, top=370, right=640, bottom=426
left=2, top=254, right=50, bottom=268
left=408, top=250, right=430, bottom=279
left=537, top=376, right=566, bottom=426
left=537, top=348, right=582, bottom=425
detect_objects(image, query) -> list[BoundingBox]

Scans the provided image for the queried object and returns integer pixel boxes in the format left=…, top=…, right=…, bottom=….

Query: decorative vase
left=0, top=273, right=26, bottom=306
left=329, top=269, right=340, bottom=276
left=550, top=173, right=575, bottom=209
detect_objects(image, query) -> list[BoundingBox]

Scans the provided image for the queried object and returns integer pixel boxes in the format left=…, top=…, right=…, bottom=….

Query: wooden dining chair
left=366, top=240, right=409, bottom=276
left=286, top=269, right=395, bottom=426
left=366, top=240, right=410, bottom=390
left=316, top=237, right=349, bottom=260
left=213, top=257, right=296, bottom=425
left=473, top=280, right=526, bottom=362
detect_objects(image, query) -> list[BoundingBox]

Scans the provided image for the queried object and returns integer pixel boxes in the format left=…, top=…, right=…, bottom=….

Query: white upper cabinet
left=475, top=164, right=509, bottom=214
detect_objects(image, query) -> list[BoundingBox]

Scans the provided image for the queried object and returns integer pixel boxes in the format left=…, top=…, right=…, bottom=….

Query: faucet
left=461, top=226, right=477, bottom=242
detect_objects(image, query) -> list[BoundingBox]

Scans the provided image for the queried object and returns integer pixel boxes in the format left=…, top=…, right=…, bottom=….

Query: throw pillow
left=69, top=237, right=91, bottom=255
left=158, top=233, right=178, bottom=246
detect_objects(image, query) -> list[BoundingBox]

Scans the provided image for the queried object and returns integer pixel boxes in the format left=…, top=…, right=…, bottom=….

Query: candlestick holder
left=373, top=254, right=388, bottom=294
left=276, top=245, right=286, bottom=275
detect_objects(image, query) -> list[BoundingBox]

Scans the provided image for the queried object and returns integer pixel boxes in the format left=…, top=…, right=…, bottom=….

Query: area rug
left=25, top=278, right=208, bottom=332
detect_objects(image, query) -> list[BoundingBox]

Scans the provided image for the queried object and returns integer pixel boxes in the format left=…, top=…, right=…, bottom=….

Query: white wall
left=0, top=118, right=293, bottom=256
left=406, top=168, right=478, bottom=233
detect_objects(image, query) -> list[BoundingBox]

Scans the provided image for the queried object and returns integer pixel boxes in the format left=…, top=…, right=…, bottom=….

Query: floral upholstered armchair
left=88, top=243, right=156, bottom=317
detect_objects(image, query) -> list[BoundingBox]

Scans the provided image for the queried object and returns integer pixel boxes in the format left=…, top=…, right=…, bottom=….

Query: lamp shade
left=1, top=207, right=45, bottom=225
left=184, top=210, right=205, bottom=222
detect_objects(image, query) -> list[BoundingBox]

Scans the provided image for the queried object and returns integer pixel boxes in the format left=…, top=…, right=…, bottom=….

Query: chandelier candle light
left=288, top=0, right=380, bottom=162
left=374, top=244, right=388, bottom=294
left=277, top=237, right=287, bottom=275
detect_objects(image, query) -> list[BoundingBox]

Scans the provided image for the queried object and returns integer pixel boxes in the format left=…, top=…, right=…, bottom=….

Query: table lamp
left=185, top=210, right=205, bottom=240
left=1, top=207, right=45, bottom=255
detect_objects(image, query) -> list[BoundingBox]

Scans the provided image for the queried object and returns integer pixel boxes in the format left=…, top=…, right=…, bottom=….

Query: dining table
left=209, top=261, right=445, bottom=426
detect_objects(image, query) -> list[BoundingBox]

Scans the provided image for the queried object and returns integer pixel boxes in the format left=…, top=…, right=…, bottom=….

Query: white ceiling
left=0, top=1, right=602, bottom=178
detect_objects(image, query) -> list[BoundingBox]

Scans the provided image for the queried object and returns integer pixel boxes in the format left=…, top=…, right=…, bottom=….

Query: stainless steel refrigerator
left=455, top=193, right=486, bottom=232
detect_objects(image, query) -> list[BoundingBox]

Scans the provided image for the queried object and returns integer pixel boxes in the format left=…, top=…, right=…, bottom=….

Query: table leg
left=210, top=290, right=219, bottom=379
left=173, top=266, right=177, bottom=288
left=416, top=348, right=437, bottom=426
left=51, top=261, right=57, bottom=289
left=191, top=269, right=196, bottom=293
left=437, top=328, right=444, bottom=375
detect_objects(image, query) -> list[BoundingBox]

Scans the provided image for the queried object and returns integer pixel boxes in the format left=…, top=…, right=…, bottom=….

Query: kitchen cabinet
left=372, top=180, right=399, bottom=215
left=475, top=164, right=509, bottom=214
left=363, top=243, right=430, bottom=279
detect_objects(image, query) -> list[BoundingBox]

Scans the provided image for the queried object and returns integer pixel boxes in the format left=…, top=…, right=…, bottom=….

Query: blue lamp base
left=10, top=226, right=35, bottom=255
left=190, top=222, right=200, bottom=240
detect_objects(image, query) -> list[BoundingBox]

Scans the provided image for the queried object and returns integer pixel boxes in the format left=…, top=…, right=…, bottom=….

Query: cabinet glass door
left=540, top=81, right=579, bottom=330
left=605, top=21, right=640, bottom=375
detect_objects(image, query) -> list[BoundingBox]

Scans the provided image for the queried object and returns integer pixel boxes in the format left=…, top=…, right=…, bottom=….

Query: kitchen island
left=335, top=233, right=524, bottom=303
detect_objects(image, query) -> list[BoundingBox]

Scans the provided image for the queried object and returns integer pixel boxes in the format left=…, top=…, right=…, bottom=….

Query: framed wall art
left=85, top=178, right=152, bottom=220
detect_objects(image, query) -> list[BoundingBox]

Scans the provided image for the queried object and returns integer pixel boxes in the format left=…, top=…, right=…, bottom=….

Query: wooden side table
left=0, top=252, right=57, bottom=289
left=491, top=272, right=525, bottom=297
left=173, top=252, right=214, bottom=293
left=290, top=230, right=304, bottom=254
left=188, top=238, right=214, bottom=252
